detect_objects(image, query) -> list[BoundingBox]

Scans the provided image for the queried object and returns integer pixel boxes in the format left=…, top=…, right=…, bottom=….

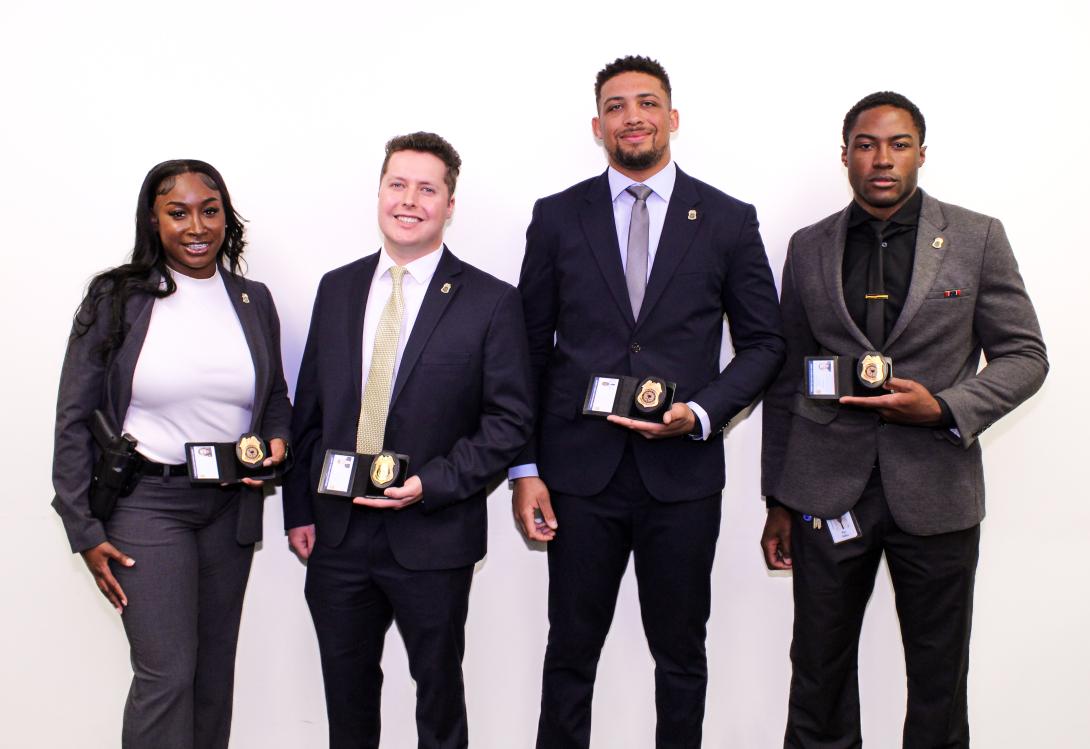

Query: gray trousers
left=107, top=474, right=254, bottom=749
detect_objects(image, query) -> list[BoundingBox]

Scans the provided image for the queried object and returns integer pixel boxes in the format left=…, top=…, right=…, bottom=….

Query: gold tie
left=356, top=265, right=407, bottom=454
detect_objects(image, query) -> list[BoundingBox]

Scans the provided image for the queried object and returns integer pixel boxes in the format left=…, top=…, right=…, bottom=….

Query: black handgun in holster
left=89, top=409, right=142, bottom=521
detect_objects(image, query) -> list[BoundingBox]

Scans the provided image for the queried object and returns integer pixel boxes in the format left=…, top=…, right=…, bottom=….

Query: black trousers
left=107, top=475, right=253, bottom=749
left=536, top=445, right=722, bottom=749
left=305, top=507, right=474, bottom=749
left=786, top=468, right=980, bottom=749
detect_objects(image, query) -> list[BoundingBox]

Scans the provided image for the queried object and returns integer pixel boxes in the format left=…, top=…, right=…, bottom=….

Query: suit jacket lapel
left=885, top=191, right=948, bottom=349
left=350, top=254, right=381, bottom=406
left=390, top=247, right=463, bottom=407
left=221, top=272, right=269, bottom=431
left=111, top=291, right=155, bottom=423
left=580, top=172, right=634, bottom=326
left=823, top=208, right=873, bottom=351
left=637, top=167, right=701, bottom=329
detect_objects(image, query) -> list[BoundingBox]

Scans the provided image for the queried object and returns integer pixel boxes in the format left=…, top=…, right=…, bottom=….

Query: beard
left=610, top=140, right=668, bottom=172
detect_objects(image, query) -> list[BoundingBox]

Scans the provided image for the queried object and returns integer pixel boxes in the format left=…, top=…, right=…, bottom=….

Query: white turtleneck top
left=122, top=268, right=255, bottom=464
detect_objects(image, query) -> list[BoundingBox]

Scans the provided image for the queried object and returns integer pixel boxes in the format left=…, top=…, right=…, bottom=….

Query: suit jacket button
left=630, top=342, right=641, bottom=353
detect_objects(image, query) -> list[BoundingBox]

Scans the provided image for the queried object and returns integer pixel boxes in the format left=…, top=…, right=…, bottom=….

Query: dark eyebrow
left=854, top=132, right=914, bottom=141
left=164, top=197, right=220, bottom=207
left=602, top=92, right=661, bottom=105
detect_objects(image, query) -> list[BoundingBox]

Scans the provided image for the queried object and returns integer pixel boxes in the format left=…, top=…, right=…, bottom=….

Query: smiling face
left=592, top=71, right=678, bottom=181
left=377, top=150, right=454, bottom=263
left=842, top=105, right=926, bottom=220
left=151, top=171, right=226, bottom=279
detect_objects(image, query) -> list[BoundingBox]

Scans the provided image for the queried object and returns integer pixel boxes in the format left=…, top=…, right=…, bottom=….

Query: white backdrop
left=2, top=1, right=1087, bottom=747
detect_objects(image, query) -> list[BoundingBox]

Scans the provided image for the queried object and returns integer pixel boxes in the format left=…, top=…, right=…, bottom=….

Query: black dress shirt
left=842, top=189, right=922, bottom=344
left=841, top=189, right=954, bottom=424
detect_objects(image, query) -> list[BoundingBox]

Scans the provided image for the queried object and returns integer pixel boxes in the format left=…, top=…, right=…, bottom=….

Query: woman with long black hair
left=51, top=159, right=291, bottom=749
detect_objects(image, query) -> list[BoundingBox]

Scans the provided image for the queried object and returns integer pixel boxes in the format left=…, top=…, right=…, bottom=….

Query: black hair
left=73, top=159, right=247, bottom=360
left=595, top=55, right=672, bottom=107
left=843, top=91, right=926, bottom=145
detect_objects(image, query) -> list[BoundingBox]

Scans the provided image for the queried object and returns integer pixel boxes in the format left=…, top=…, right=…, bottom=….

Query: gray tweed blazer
left=761, top=191, right=1048, bottom=535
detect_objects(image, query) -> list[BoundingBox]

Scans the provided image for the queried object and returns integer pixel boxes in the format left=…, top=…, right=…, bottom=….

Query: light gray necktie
left=625, top=184, right=652, bottom=317
left=356, top=266, right=406, bottom=454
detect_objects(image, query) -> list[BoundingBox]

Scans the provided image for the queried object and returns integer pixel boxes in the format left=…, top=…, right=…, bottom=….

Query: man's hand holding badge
left=839, top=376, right=943, bottom=425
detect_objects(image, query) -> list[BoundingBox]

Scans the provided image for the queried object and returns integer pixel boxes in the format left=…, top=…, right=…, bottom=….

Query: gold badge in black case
left=369, top=451, right=400, bottom=490
left=634, top=377, right=666, bottom=413
left=236, top=434, right=266, bottom=466
left=857, top=352, right=890, bottom=389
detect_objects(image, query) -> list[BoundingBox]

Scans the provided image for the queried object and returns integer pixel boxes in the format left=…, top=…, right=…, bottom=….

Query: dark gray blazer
left=761, top=191, right=1048, bottom=535
left=52, top=270, right=293, bottom=552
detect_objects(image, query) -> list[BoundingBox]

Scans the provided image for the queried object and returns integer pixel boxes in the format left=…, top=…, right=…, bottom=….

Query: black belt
left=138, top=459, right=188, bottom=478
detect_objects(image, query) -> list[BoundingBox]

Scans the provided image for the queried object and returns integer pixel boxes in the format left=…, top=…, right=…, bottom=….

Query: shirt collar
left=377, top=243, right=444, bottom=286
left=162, top=264, right=220, bottom=290
left=848, top=188, right=923, bottom=228
left=607, top=160, right=677, bottom=203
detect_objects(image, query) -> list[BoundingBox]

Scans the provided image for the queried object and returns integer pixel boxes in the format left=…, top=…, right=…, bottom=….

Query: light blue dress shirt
left=508, top=162, right=711, bottom=483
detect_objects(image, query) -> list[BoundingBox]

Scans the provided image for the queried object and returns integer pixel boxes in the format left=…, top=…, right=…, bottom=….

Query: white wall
left=3, top=1, right=1087, bottom=746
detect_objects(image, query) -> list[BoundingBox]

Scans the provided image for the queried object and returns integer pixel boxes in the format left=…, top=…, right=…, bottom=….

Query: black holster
left=89, top=409, right=142, bottom=521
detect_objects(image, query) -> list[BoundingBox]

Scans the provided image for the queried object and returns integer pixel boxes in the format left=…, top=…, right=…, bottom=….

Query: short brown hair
left=381, top=131, right=462, bottom=196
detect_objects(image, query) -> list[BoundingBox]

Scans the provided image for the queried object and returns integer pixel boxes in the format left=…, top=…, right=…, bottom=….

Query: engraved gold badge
left=236, top=434, right=266, bottom=466
left=634, top=377, right=665, bottom=413
left=687, top=209, right=698, bottom=220
left=857, top=353, right=888, bottom=388
left=932, top=237, right=944, bottom=249
left=441, top=283, right=452, bottom=294
left=370, top=452, right=398, bottom=489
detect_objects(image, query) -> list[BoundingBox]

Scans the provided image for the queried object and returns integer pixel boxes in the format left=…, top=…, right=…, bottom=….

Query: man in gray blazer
left=760, top=92, right=1048, bottom=748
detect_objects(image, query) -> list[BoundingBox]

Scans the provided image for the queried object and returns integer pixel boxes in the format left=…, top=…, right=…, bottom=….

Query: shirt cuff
left=934, top=396, right=957, bottom=429
left=687, top=401, right=711, bottom=440
left=507, top=463, right=539, bottom=481
left=765, top=496, right=784, bottom=510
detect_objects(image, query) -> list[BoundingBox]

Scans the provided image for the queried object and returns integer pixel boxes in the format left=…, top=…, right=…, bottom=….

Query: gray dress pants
left=107, top=473, right=254, bottom=749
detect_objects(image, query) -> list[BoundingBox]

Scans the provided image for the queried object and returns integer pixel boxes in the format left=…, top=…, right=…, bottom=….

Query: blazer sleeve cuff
left=52, top=496, right=108, bottom=554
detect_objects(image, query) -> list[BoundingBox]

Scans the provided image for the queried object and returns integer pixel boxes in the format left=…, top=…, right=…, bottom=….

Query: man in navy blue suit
left=510, top=57, right=786, bottom=748
left=284, top=132, right=533, bottom=749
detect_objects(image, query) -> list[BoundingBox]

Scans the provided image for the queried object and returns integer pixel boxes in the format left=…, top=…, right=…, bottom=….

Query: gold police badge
left=235, top=434, right=266, bottom=466
left=857, top=353, right=889, bottom=388
left=370, top=452, right=399, bottom=490
left=634, top=377, right=666, bottom=413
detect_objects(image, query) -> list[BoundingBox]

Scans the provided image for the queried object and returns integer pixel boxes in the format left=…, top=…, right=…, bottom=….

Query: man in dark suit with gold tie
left=284, top=132, right=533, bottom=749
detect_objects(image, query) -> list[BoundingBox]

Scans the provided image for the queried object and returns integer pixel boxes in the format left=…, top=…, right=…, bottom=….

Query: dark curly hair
left=381, top=132, right=462, bottom=196
left=594, top=55, right=672, bottom=107
left=843, top=91, right=926, bottom=146
left=73, top=159, right=247, bottom=360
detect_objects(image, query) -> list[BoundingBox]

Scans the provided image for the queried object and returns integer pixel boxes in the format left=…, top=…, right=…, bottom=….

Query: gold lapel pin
left=241, top=293, right=250, bottom=304
left=932, top=237, right=944, bottom=249
left=440, top=283, right=452, bottom=294
left=687, top=209, right=698, bottom=221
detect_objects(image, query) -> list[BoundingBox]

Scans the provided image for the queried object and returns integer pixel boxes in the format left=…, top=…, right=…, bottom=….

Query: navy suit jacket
left=283, top=247, right=534, bottom=571
left=52, top=270, right=293, bottom=552
left=518, top=166, right=785, bottom=501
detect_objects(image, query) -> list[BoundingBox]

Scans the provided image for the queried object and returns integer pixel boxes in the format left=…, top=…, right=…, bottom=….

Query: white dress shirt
left=361, top=244, right=444, bottom=400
